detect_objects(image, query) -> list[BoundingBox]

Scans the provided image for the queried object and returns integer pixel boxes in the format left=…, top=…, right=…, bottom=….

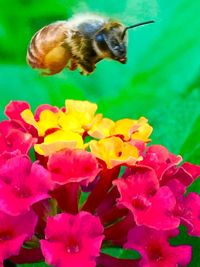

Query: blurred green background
left=0, top=0, right=200, bottom=266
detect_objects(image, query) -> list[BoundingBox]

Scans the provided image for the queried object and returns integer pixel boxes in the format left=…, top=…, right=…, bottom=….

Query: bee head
left=93, top=20, right=154, bottom=64
left=93, top=22, right=127, bottom=64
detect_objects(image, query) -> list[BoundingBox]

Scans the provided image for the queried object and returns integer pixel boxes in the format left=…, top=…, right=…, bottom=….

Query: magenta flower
left=0, top=121, right=36, bottom=154
left=125, top=226, right=192, bottom=267
left=48, top=149, right=101, bottom=186
left=5, top=101, right=37, bottom=136
left=140, top=145, right=200, bottom=187
left=160, top=176, right=200, bottom=238
left=5, top=101, right=30, bottom=122
left=0, top=210, right=37, bottom=266
left=176, top=192, right=200, bottom=237
left=180, top=162, right=200, bottom=180
left=161, top=161, right=200, bottom=187
left=140, top=145, right=182, bottom=181
left=40, top=212, right=104, bottom=267
left=0, top=153, right=52, bottom=215
left=113, top=167, right=180, bottom=230
left=0, top=99, right=199, bottom=267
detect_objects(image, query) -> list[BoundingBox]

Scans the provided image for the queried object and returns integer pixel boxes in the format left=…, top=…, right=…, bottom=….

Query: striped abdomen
left=27, top=22, right=72, bottom=75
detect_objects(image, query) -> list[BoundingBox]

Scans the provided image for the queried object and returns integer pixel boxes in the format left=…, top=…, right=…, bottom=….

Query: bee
left=27, top=13, right=154, bottom=75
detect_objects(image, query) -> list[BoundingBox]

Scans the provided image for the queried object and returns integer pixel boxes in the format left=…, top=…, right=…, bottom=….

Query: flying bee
left=27, top=13, right=154, bottom=75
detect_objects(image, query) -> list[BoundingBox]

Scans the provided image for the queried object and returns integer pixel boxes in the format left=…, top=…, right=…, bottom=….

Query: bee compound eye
left=95, top=33, right=108, bottom=51
left=95, top=34, right=105, bottom=43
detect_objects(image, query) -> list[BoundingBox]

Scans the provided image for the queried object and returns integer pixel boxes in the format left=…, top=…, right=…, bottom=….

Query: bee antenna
left=122, top=20, right=155, bottom=39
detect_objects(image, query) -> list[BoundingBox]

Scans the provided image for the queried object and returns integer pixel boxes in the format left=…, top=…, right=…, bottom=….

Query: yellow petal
left=58, top=111, right=84, bottom=134
left=21, top=109, right=59, bottom=136
left=131, top=118, right=153, bottom=142
left=88, top=117, right=115, bottom=139
left=65, top=100, right=97, bottom=129
left=111, top=119, right=140, bottom=141
left=89, top=137, right=142, bottom=169
left=38, top=110, right=59, bottom=136
left=21, top=109, right=37, bottom=128
left=34, top=130, right=84, bottom=156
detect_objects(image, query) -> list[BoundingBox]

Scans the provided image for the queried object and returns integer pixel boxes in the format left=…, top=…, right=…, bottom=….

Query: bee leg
left=79, top=60, right=96, bottom=75
left=69, top=59, right=78, bottom=71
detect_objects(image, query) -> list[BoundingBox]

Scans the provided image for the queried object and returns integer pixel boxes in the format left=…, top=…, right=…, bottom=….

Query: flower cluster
left=0, top=99, right=200, bottom=267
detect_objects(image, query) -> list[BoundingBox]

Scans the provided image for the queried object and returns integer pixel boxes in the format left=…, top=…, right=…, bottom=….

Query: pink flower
left=176, top=192, right=200, bottom=237
left=161, top=178, right=200, bottom=237
left=5, top=101, right=37, bottom=136
left=48, top=149, right=101, bottom=186
left=0, top=153, right=52, bottom=215
left=0, top=121, right=36, bottom=154
left=113, top=167, right=180, bottom=230
left=0, top=210, right=37, bottom=266
left=140, top=145, right=182, bottom=181
left=34, top=104, right=59, bottom=121
left=125, top=226, right=192, bottom=267
left=181, top=162, right=200, bottom=180
left=41, top=212, right=104, bottom=267
left=5, top=101, right=30, bottom=122
left=140, top=145, right=200, bottom=187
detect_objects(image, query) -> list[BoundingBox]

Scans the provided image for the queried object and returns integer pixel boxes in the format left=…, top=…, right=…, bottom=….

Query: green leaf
left=18, top=263, right=49, bottom=267
left=149, top=89, right=200, bottom=155
left=101, top=247, right=140, bottom=259
left=179, top=115, right=200, bottom=164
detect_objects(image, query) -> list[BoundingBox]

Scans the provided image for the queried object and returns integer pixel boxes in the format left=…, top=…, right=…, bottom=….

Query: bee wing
left=27, top=21, right=72, bottom=75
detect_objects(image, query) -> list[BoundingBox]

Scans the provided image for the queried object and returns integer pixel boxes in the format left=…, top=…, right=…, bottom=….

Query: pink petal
left=140, top=145, right=182, bottom=181
left=114, top=168, right=179, bottom=230
left=0, top=154, right=52, bottom=215
left=41, top=212, right=104, bottom=267
left=134, top=186, right=180, bottom=230
left=35, top=104, right=59, bottom=121
left=0, top=210, right=37, bottom=265
left=0, top=121, right=36, bottom=154
left=48, top=149, right=101, bottom=186
left=5, top=101, right=30, bottom=121
left=181, top=192, right=200, bottom=237
left=181, top=162, right=200, bottom=180
left=125, top=226, right=191, bottom=267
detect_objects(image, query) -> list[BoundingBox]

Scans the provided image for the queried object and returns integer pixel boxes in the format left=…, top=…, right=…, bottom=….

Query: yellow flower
left=111, top=118, right=140, bottom=141
left=89, top=137, right=142, bottom=169
left=34, top=130, right=84, bottom=156
left=111, top=117, right=152, bottom=142
left=88, top=117, right=115, bottom=139
left=65, top=100, right=97, bottom=130
left=21, top=109, right=59, bottom=136
left=131, top=117, right=153, bottom=142
left=58, top=111, right=84, bottom=134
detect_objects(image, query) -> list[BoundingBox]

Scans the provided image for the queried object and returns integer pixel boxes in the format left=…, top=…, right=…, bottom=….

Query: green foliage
left=102, top=247, right=140, bottom=259
left=0, top=0, right=200, bottom=266
left=19, top=264, right=49, bottom=267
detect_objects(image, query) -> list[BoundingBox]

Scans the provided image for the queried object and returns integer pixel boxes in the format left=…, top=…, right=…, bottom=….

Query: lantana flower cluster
left=0, top=99, right=200, bottom=267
